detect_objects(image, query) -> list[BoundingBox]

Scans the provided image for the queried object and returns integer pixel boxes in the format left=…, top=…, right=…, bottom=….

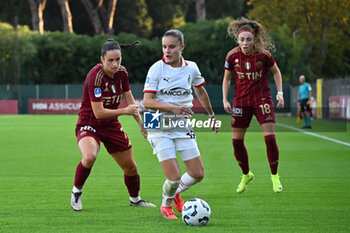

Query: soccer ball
left=182, top=198, right=211, bottom=226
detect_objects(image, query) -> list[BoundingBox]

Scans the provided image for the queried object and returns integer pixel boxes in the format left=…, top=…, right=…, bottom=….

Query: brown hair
left=227, top=17, right=275, bottom=52
left=101, top=39, right=141, bottom=57
left=162, top=29, right=185, bottom=45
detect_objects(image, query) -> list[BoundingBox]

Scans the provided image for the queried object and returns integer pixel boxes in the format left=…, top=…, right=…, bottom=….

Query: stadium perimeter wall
left=0, top=84, right=291, bottom=114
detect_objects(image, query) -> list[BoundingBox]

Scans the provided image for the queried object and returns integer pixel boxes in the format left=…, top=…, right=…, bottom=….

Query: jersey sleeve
left=122, top=71, right=131, bottom=93
left=191, top=62, right=205, bottom=87
left=224, top=51, right=235, bottom=71
left=87, top=71, right=103, bottom=102
left=143, top=62, right=160, bottom=94
left=266, top=52, right=276, bottom=68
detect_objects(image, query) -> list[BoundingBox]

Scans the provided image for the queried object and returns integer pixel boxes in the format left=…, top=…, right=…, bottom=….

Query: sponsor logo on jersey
left=80, top=125, right=96, bottom=133
left=162, top=77, right=169, bottom=82
left=232, top=107, right=243, bottom=116
left=94, top=88, right=102, bottom=98
left=159, top=88, right=191, bottom=96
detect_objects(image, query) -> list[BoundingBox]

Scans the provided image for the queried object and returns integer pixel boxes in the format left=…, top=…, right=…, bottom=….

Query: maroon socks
left=74, top=162, right=91, bottom=188
left=232, top=139, right=249, bottom=174
left=124, top=174, right=140, bottom=198
left=264, top=135, right=279, bottom=175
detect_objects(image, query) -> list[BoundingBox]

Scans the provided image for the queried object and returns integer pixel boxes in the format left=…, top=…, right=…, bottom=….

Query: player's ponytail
left=120, top=40, right=141, bottom=49
left=101, top=39, right=141, bottom=57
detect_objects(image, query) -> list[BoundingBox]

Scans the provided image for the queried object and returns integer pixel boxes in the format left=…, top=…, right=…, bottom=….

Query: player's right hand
left=125, top=104, right=139, bottom=115
left=223, top=100, right=232, bottom=114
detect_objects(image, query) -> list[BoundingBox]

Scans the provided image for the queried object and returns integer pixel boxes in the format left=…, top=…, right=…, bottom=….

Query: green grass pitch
left=0, top=114, right=349, bottom=233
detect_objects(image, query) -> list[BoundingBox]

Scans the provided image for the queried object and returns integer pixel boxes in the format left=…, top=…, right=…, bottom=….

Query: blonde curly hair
left=227, top=17, right=275, bottom=52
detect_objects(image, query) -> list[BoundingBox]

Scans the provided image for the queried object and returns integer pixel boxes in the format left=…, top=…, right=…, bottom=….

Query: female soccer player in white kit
left=143, top=29, right=218, bottom=219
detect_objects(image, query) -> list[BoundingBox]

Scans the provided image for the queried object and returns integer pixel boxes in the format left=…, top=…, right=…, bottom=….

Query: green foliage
left=0, top=23, right=160, bottom=84
left=0, top=19, right=235, bottom=85
left=114, top=0, right=153, bottom=38
left=248, top=0, right=350, bottom=82
left=179, top=18, right=234, bottom=84
left=146, top=0, right=187, bottom=37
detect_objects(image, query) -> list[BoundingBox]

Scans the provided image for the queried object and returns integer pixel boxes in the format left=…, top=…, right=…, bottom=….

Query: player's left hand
left=140, top=127, right=148, bottom=139
left=276, top=94, right=284, bottom=108
left=210, top=117, right=219, bottom=134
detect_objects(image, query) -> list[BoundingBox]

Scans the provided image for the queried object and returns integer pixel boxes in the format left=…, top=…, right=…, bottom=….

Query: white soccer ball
left=182, top=198, right=211, bottom=226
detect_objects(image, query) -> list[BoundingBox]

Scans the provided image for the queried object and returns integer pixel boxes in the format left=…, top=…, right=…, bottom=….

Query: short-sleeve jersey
left=224, top=47, right=275, bottom=107
left=76, top=63, right=130, bottom=126
left=298, top=83, right=311, bottom=100
left=143, top=57, right=205, bottom=109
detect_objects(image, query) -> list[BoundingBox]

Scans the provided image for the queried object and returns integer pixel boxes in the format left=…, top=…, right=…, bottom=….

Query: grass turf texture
left=0, top=114, right=349, bottom=233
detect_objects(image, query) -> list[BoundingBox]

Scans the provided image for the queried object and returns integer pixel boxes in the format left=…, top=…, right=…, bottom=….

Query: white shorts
left=148, top=137, right=200, bottom=162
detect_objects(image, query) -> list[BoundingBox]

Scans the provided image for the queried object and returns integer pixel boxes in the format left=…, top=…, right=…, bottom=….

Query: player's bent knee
left=82, top=153, right=97, bottom=168
left=120, top=161, right=137, bottom=176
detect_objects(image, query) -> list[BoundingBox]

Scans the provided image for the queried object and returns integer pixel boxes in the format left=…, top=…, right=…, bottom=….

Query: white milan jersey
left=143, top=57, right=205, bottom=109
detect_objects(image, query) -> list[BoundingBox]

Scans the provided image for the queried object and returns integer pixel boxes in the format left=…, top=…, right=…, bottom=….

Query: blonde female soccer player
left=143, top=29, right=217, bottom=219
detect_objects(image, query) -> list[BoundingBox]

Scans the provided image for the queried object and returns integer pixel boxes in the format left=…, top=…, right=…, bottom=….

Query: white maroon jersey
left=143, top=57, right=205, bottom=109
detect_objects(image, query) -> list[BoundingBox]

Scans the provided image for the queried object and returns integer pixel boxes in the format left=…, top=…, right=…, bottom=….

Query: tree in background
left=57, top=0, right=73, bottom=32
left=79, top=0, right=118, bottom=35
left=28, top=0, right=47, bottom=34
left=196, top=0, right=206, bottom=21
left=114, top=0, right=153, bottom=37
left=247, top=0, right=350, bottom=82
left=146, top=0, right=189, bottom=37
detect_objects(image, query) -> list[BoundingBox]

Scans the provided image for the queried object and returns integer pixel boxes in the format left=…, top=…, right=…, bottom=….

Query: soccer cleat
left=236, top=171, right=254, bottom=193
left=160, top=206, right=177, bottom=219
left=71, top=192, right=82, bottom=211
left=130, top=199, right=156, bottom=207
left=271, top=173, right=283, bottom=193
left=173, top=193, right=184, bottom=213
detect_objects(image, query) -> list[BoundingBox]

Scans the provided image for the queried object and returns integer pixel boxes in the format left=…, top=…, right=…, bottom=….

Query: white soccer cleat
left=130, top=199, right=156, bottom=207
left=71, top=192, right=82, bottom=211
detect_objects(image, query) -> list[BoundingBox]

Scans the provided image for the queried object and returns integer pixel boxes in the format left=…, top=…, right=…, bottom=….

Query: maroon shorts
left=231, top=99, right=275, bottom=128
left=75, top=123, right=132, bottom=154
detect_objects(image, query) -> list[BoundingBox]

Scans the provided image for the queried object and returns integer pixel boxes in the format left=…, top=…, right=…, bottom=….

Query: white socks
left=72, top=186, right=82, bottom=193
left=176, top=172, right=202, bottom=194
left=162, top=179, right=180, bottom=207
left=129, top=195, right=141, bottom=203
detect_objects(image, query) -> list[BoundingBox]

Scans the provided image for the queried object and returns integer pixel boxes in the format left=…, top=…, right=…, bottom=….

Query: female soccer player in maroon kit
left=222, top=17, right=284, bottom=193
left=71, top=39, right=155, bottom=210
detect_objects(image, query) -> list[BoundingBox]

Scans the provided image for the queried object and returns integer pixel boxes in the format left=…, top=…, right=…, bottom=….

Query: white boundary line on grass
left=276, top=123, right=350, bottom=147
